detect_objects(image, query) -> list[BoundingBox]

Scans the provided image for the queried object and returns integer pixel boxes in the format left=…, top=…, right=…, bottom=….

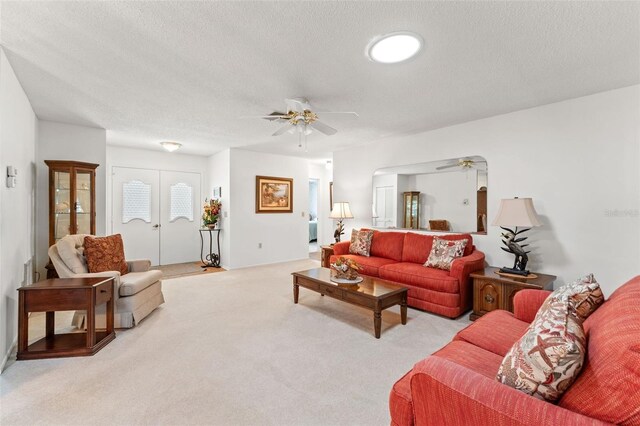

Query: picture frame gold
left=255, top=175, right=293, bottom=213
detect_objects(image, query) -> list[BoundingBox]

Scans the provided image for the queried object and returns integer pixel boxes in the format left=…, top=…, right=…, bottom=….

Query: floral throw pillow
left=83, top=234, right=129, bottom=276
left=349, top=229, right=374, bottom=257
left=424, top=237, right=468, bottom=271
left=552, top=273, right=604, bottom=321
left=496, top=296, right=586, bottom=402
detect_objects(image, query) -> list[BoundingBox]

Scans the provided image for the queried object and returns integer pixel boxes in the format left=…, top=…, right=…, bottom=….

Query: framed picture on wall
left=213, top=186, right=222, bottom=199
left=256, top=176, right=293, bottom=213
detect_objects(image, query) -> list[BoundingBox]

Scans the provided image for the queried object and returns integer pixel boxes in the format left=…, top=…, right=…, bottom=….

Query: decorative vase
left=206, top=223, right=217, bottom=229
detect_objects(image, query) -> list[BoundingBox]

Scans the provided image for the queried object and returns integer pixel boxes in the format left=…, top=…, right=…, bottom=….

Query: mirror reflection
left=372, top=156, right=488, bottom=234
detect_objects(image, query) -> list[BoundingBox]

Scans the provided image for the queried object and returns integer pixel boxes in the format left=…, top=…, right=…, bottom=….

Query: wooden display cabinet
left=403, top=191, right=420, bottom=229
left=45, top=160, right=99, bottom=278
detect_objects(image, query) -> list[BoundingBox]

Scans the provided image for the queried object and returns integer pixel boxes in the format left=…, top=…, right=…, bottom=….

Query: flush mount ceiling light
left=160, top=141, right=182, bottom=152
left=366, top=31, right=423, bottom=64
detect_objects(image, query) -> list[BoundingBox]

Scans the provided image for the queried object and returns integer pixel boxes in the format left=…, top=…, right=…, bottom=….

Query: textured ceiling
left=1, top=1, right=638, bottom=158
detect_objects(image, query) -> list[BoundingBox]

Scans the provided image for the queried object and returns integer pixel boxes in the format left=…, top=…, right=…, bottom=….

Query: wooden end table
left=469, top=266, right=556, bottom=321
left=17, top=277, right=116, bottom=360
left=320, top=245, right=334, bottom=268
left=292, top=267, right=407, bottom=338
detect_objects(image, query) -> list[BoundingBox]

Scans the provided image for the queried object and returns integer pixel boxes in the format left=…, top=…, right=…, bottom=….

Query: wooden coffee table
left=292, top=267, right=408, bottom=338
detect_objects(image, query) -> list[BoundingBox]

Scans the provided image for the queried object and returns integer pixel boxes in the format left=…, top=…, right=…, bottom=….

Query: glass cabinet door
left=75, top=170, right=93, bottom=235
left=54, top=170, right=72, bottom=243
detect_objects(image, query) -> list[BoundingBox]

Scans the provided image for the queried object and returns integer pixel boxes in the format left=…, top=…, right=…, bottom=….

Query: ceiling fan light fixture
left=160, top=141, right=182, bottom=152
left=367, top=32, right=423, bottom=64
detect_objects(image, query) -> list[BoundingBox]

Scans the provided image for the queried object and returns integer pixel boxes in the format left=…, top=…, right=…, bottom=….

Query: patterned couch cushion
left=496, top=296, right=586, bottom=402
left=425, top=237, right=468, bottom=271
left=349, top=229, right=375, bottom=256
left=84, top=234, right=129, bottom=276
left=554, top=273, right=604, bottom=321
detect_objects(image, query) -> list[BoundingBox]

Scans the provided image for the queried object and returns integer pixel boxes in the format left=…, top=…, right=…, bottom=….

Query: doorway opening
left=308, top=179, right=319, bottom=254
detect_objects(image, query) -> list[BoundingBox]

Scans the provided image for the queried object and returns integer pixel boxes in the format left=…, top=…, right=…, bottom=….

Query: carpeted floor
left=0, top=259, right=469, bottom=425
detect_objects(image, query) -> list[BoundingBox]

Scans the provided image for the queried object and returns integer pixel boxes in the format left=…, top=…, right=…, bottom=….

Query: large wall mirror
left=372, top=156, right=488, bottom=234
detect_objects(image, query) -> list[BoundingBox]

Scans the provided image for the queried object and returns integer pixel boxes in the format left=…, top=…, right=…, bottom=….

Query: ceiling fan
left=247, top=98, right=358, bottom=149
left=436, top=158, right=486, bottom=171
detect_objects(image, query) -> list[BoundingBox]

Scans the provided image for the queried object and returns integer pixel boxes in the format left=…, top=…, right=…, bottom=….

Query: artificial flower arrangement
left=202, top=198, right=222, bottom=227
left=331, top=257, right=362, bottom=280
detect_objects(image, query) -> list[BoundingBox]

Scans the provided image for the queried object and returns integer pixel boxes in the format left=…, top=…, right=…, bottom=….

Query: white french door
left=160, top=170, right=201, bottom=264
left=113, top=167, right=160, bottom=265
left=112, top=167, right=201, bottom=266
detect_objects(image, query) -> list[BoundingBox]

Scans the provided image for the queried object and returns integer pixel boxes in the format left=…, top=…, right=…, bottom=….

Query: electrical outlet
left=258, top=243, right=262, bottom=249
left=301, top=211, right=305, bottom=217
left=463, top=199, right=469, bottom=205
left=224, top=211, right=228, bottom=218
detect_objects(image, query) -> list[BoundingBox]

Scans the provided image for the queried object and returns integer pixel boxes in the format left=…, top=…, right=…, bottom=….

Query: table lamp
left=491, top=197, right=542, bottom=276
left=330, top=202, right=354, bottom=243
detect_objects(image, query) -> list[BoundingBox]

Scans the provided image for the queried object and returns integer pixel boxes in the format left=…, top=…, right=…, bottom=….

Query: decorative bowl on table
left=330, top=257, right=363, bottom=284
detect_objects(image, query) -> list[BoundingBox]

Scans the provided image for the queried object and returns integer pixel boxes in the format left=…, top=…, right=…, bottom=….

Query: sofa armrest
left=410, top=356, right=609, bottom=426
left=449, top=250, right=485, bottom=312
left=332, top=241, right=350, bottom=256
left=72, top=271, right=121, bottom=292
left=127, top=259, right=151, bottom=272
left=513, top=289, right=552, bottom=323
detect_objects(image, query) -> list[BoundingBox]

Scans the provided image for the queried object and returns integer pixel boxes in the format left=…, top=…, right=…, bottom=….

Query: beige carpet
left=0, top=259, right=469, bottom=425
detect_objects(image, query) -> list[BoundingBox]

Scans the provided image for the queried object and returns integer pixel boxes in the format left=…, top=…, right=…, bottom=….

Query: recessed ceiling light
left=366, top=32, right=423, bottom=64
left=160, top=141, right=182, bottom=152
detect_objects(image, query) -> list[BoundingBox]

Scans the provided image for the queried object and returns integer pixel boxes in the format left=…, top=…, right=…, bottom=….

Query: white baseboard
left=0, top=337, right=17, bottom=374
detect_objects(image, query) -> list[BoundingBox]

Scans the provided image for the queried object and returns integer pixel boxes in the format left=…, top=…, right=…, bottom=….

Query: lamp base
left=498, top=267, right=530, bottom=277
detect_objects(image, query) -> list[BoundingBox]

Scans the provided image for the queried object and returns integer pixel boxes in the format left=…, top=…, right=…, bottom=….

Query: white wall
left=0, top=49, right=37, bottom=371
left=334, top=85, right=640, bottom=296
left=308, top=162, right=333, bottom=246
left=36, top=121, right=106, bottom=276
left=207, top=149, right=230, bottom=269
left=229, top=149, right=309, bottom=269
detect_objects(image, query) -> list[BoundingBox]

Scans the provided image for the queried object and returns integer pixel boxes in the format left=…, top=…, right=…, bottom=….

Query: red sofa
left=389, top=275, right=640, bottom=426
left=330, top=231, right=485, bottom=318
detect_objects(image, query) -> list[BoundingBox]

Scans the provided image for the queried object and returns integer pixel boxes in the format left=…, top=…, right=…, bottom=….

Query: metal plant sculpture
left=334, top=220, right=345, bottom=243
left=499, top=226, right=531, bottom=276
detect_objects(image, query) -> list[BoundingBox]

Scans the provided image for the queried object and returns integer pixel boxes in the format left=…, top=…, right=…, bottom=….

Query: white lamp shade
left=491, top=198, right=542, bottom=227
left=330, top=202, right=354, bottom=219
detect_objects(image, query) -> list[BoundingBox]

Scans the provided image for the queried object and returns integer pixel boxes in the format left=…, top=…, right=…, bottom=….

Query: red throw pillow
left=83, top=234, right=128, bottom=276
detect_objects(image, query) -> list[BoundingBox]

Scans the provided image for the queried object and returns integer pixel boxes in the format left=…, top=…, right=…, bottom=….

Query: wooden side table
left=17, top=277, right=116, bottom=360
left=320, top=245, right=334, bottom=268
left=469, top=267, right=556, bottom=321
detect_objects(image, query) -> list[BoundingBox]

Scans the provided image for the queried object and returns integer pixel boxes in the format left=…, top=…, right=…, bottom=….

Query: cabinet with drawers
left=469, top=267, right=556, bottom=321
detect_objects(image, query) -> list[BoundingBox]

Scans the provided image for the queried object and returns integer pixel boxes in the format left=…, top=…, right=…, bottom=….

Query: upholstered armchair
left=48, top=234, right=165, bottom=329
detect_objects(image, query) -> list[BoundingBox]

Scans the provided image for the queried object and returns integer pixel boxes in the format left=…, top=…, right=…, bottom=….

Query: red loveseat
left=389, top=275, right=640, bottom=426
left=330, top=231, right=485, bottom=318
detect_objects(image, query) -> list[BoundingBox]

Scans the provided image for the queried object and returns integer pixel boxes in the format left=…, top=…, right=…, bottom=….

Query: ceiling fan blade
left=240, top=114, right=288, bottom=120
left=286, top=97, right=311, bottom=112
left=436, top=164, right=461, bottom=170
left=309, top=120, right=337, bottom=136
left=272, top=124, right=292, bottom=136
left=317, top=111, right=359, bottom=117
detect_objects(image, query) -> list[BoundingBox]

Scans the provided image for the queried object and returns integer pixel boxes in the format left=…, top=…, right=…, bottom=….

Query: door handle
left=153, top=224, right=160, bottom=229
